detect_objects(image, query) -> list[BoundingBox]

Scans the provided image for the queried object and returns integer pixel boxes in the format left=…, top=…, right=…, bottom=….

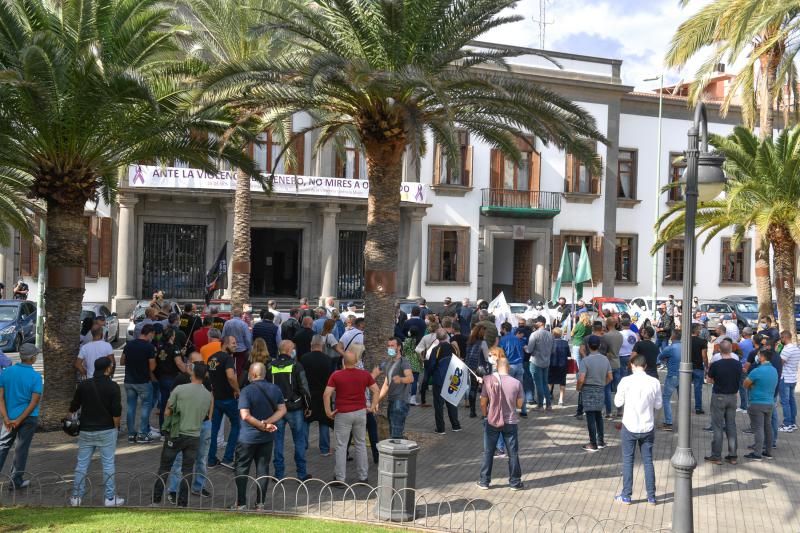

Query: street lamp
left=644, top=74, right=665, bottom=316
left=671, top=101, right=726, bottom=533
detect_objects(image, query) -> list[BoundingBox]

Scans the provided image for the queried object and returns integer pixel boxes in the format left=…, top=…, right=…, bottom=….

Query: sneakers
left=725, top=456, right=738, bottom=465
left=9, top=480, right=29, bottom=490
left=104, top=496, right=125, bottom=507
left=736, top=408, right=747, bottom=413
left=433, top=429, right=446, bottom=435
left=545, top=405, right=553, bottom=412
left=647, top=496, right=657, bottom=506
left=494, top=450, right=508, bottom=459
left=219, top=461, right=235, bottom=470
left=69, top=497, right=81, bottom=507
left=475, top=481, right=489, bottom=490
left=127, top=435, right=136, bottom=444
left=779, top=424, right=795, bottom=433
left=704, top=456, right=722, bottom=465
left=408, top=397, right=419, bottom=406
left=149, top=428, right=162, bottom=438
left=136, top=433, right=155, bottom=444
left=744, top=452, right=762, bottom=461
left=614, top=495, right=631, bottom=505
left=763, top=453, right=774, bottom=460
left=452, top=427, right=462, bottom=432
left=695, top=409, right=705, bottom=415
left=509, top=483, right=524, bottom=491
left=660, top=424, right=673, bottom=431
left=582, top=444, right=599, bottom=453
left=191, top=488, right=212, bottom=498
left=597, top=442, right=607, bottom=449
left=166, top=493, right=177, bottom=505
left=230, top=504, right=247, bottom=511
left=255, top=503, right=266, bottom=511
left=320, top=452, right=331, bottom=457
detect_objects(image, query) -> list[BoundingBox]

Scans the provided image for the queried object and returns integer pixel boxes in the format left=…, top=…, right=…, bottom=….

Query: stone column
left=114, top=195, right=138, bottom=309
left=319, top=206, right=340, bottom=305
left=223, top=200, right=235, bottom=299
left=407, top=210, right=424, bottom=299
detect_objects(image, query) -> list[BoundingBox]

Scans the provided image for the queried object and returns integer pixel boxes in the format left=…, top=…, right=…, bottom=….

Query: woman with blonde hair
left=571, top=312, right=592, bottom=360
left=239, top=338, right=269, bottom=387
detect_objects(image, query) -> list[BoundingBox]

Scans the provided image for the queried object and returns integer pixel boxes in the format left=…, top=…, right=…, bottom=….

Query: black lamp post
left=671, top=101, right=726, bottom=533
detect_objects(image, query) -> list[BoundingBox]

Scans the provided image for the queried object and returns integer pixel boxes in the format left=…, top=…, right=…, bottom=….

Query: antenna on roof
left=532, top=0, right=554, bottom=49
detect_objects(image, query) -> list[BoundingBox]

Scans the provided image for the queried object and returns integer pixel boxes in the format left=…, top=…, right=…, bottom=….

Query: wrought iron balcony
left=480, top=189, right=561, bottom=218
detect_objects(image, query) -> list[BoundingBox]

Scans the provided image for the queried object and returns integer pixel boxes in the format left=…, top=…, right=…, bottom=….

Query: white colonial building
left=0, top=42, right=769, bottom=315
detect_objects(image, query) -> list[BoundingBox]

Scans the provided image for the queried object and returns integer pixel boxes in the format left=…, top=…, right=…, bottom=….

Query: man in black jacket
left=267, top=340, right=312, bottom=480
left=68, top=358, right=123, bottom=507
left=292, top=317, right=315, bottom=358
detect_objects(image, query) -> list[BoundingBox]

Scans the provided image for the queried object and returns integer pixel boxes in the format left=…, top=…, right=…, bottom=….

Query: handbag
left=566, top=358, right=579, bottom=375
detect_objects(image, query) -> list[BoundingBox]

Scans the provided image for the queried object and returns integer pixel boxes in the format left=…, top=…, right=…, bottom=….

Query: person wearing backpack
left=477, top=354, right=524, bottom=491
left=233, top=362, right=287, bottom=510
left=266, top=340, right=312, bottom=481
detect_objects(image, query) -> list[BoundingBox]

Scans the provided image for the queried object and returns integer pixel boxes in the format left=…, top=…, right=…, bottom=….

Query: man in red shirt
left=192, top=317, right=213, bottom=352
left=324, top=351, right=380, bottom=483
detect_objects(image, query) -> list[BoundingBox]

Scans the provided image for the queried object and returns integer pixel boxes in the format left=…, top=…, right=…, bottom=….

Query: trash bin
left=374, top=439, right=419, bottom=522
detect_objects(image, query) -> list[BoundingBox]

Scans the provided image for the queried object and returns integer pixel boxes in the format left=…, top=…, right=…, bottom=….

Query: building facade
left=0, top=42, right=772, bottom=314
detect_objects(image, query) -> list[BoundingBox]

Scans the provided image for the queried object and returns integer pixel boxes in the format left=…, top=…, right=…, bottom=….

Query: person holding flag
left=427, top=329, right=462, bottom=434
left=477, top=350, right=524, bottom=491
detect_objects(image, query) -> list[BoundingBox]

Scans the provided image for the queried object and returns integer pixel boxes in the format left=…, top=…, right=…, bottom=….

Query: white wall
left=22, top=276, right=110, bottom=305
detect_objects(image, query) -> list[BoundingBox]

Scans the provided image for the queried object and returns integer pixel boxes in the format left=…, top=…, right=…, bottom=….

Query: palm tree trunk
left=41, top=200, right=86, bottom=429
left=364, top=139, right=405, bottom=441
left=769, top=224, right=796, bottom=338
left=230, top=170, right=251, bottom=315
left=754, top=230, right=774, bottom=320
left=758, top=47, right=779, bottom=140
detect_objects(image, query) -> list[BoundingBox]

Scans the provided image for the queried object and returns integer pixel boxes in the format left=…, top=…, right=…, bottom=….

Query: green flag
left=575, top=241, right=593, bottom=299
left=551, top=245, right=573, bottom=301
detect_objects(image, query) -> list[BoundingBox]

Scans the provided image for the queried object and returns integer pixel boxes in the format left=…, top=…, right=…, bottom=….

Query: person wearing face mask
left=757, top=316, right=780, bottom=345
left=266, top=340, right=312, bottom=481
left=165, top=352, right=214, bottom=500
left=375, top=338, right=414, bottom=439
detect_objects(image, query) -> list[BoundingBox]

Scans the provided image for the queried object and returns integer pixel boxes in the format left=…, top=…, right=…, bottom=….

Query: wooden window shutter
left=19, top=232, right=35, bottom=278
left=489, top=149, right=502, bottom=189
left=85, top=216, right=100, bottom=278
left=99, top=217, right=113, bottom=277
left=464, top=145, right=473, bottom=186
left=456, top=229, right=469, bottom=282
left=565, top=153, right=574, bottom=192
left=551, top=235, right=563, bottom=280
left=433, top=144, right=442, bottom=184
left=286, top=134, right=305, bottom=175
left=590, top=234, right=603, bottom=283
left=590, top=156, right=601, bottom=194
left=428, top=228, right=443, bottom=282
left=531, top=149, right=541, bottom=191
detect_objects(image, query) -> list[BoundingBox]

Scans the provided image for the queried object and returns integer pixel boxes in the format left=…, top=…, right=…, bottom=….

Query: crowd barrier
left=0, top=471, right=673, bottom=533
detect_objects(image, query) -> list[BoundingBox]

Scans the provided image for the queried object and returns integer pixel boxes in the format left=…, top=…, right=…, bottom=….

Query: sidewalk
left=5, top=369, right=800, bottom=532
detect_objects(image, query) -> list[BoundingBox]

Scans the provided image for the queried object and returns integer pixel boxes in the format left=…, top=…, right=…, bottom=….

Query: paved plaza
left=5, top=345, right=800, bottom=532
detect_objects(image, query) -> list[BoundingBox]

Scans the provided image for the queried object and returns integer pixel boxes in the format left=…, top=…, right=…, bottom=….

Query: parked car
left=202, top=300, right=233, bottom=321
left=81, top=303, right=119, bottom=343
left=126, top=299, right=180, bottom=342
left=697, top=301, right=736, bottom=330
left=0, top=300, right=37, bottom=352
left=720, top=296, right=760, bottom=329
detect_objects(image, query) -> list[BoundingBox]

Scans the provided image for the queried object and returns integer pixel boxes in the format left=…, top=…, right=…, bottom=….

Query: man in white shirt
left=74, top=327, right=115, bottom=379
left=618, top=317, right=639, bottom=379
left=723, top=319, right=740, bottom=343
left=779, top=330, right=800, bottom=432
left=613, top=355, right=662, bottom=506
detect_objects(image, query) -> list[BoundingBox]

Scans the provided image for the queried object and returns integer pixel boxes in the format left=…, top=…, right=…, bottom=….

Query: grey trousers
left=334, top=409, right=368, bottom=482
left=748, top=403, right=773, bottom=457
left=711, top=393, right=738, bottom=458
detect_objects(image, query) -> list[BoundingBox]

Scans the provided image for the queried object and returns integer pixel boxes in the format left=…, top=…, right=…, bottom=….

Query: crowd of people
left=0, top=293, right=795, bottom=509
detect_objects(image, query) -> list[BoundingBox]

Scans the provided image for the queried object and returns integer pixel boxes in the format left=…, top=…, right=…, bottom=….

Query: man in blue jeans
left=477, top=357, right=524, bottom=490
left=376, top=338, right=414, bottom=438
left=527, top=317, right=553, bottom=410
left=268, top=340, right=312, bottom=480
left=0, top=343, right=42, bottom=490
left=500, top=322, right=527, bottom=416
left=207, top=336, right=241, bottom=469
left=690, top=324, right=708, bottom=414
left=657, top=330, right=681, bottom=431
left=779, top=330, right=800, bottom=432
left=121, top=324, right=157, bottom=443
left=614, top=355, right=662, bottom=505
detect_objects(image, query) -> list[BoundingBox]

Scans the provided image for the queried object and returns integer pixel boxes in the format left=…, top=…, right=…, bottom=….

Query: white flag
left=440, top=356, right=470, bottom=407
left=487, top=291, right=512, bottom=331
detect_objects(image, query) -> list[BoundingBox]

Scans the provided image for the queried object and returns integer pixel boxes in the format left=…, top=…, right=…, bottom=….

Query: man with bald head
left=293, top=317, right=315, bottom=357
left=267, top=340, right=312, bottom=480
left=233, top=362, right=287, bottom=510
left=324, top=350, right=380, bottom=484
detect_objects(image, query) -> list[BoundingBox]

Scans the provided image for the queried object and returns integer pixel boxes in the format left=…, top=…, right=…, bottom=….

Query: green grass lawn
left=0, top=507, right=403, bottom=532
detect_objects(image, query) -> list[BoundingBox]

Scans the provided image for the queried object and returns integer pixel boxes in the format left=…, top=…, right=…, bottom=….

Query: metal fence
left=0, top=471, right=672, bottom=533
left=142, top=223, right=208, bottom=300
left=337, top=230, right=366, bottom=300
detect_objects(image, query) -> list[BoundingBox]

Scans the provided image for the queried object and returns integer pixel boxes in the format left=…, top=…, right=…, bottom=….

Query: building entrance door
left=491, top=238, right=534, bottom=301
left=250, top=228, right=302, bottom=298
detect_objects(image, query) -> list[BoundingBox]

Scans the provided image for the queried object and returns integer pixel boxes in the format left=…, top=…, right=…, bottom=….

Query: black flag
left=205, top=242, right=228, bottom=304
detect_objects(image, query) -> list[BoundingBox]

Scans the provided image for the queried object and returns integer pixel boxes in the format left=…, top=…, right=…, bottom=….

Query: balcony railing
left=480, top=189, right=561, bottom=218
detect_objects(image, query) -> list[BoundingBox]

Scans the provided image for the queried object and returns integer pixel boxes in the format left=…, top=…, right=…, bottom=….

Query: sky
left=482, top=0, right=710, bottom=91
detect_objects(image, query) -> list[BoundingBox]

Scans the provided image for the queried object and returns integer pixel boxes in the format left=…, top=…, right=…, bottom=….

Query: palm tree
left=654, top=126, right=800, bottom=336
left=666, top=0, right=800, bottom=320
left=0, top=171, right=37, bottom=246
left=0, top=0, right=254, bottom=428
left=201, top=0, right=606, bottom=371
left=177, top=0, right=299, bottom=315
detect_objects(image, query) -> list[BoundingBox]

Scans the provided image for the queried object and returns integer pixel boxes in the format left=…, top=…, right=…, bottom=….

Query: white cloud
left=482, top=0, right=712, bottom=90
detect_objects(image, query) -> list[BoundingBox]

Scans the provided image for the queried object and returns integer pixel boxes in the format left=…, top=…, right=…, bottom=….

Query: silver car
left=81, top=303, right=119, bottom=343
